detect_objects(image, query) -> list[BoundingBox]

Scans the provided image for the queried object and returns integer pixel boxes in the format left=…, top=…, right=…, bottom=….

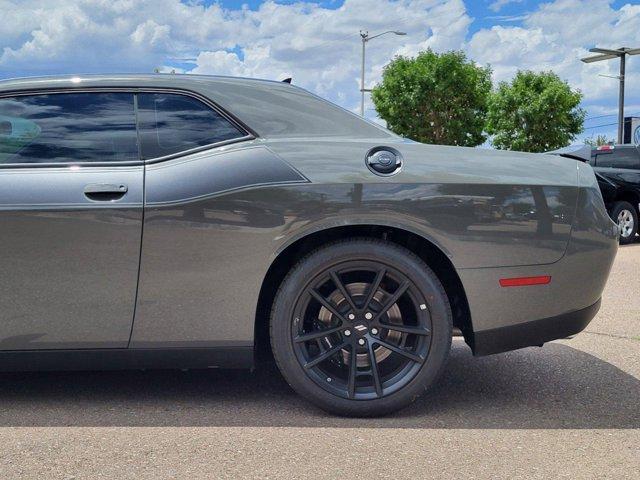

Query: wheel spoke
left=303, top=341, right=347, bottom=369
left=292, top=259, right=434, bottom=403
left=347, top=344, right=357, bottom=399
left=309, top=289, right=348, bottom=323
left=362, top=268, right=386, bottom=310
left=373, top=338, right=424, bottom=364
left=329, top=270, right=357, bottom=312
left=372, top=280, right=410, bottom=323
left=377, top=323, right=431, bottom=336
left=367, top=343, right=383, bottom=397
left=294, top=325, right=344, bottom=343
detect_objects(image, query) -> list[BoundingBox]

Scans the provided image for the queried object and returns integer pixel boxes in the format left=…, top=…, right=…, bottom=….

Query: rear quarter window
left=136, top=93, right=245, bottom=160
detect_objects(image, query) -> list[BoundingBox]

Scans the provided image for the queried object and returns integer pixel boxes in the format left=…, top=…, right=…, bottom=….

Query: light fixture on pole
left=360, top=30, right=407, bottom=117
left=581, top=47, right=640, bottom=144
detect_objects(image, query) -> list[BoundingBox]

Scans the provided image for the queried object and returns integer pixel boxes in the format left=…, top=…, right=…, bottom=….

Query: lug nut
left=371, top=328, right=378, bottom=335
left=348, top=313, right=356, bottom=320
left=344, top=329, right=351, bottom=336
left=358, top=339, right=366, bottom=346
left=364, top=312, right=373, bottom=320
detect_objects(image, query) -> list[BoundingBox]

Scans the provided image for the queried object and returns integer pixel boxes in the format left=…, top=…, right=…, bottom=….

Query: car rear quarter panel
left=131, top=138, right=587, bottom=348
left=267, top=139, right=579, bottom=269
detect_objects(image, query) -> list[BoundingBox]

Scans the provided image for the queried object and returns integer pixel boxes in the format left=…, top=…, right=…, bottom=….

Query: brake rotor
left=317, top=282, right=403, bottom=367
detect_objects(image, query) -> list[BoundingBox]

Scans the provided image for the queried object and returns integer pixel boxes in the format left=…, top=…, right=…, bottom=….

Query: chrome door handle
left=84, top=183, right=128, bottom=201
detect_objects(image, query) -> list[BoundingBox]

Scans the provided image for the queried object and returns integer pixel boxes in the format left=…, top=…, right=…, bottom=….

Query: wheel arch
left=614, top=190, right=640, bottom=211
left=254, top=224, right=474, bottom=362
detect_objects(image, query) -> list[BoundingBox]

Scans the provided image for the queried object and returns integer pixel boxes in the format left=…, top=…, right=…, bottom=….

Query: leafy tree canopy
left=371, top=49, right=492, bottom=147
left=486, top=70, right=585, bottom=152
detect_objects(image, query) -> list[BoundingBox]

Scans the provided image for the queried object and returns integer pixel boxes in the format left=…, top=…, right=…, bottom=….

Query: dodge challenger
left=0, top=74, right=618, bottom=416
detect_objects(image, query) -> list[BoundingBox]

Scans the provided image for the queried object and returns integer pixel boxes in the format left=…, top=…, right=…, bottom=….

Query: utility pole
left=360, top=30, right=407, bottom=117
left=581, top=47, right=640, bottom=144
left=360, top=31, right=366, bottom=118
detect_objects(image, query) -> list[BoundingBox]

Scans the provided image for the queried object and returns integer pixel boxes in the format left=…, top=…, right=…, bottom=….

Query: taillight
left=499, top=276, right=551, bottom=287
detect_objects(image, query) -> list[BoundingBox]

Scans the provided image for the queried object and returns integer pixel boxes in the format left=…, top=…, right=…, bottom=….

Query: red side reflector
left=499, top=276, right=551, bottom=287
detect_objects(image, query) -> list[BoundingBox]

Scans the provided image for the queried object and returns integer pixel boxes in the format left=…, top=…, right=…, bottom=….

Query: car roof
left=0, top=73, right=282, bottom=91
left=0, top=74, right=395, bottom=140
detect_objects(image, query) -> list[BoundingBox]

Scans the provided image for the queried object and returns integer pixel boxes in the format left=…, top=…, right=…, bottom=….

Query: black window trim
left=0, top=87, right=256, bottom=169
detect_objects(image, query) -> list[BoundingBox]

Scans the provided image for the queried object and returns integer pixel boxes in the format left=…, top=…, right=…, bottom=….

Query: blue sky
left=1, top=0, right=639, bottom=144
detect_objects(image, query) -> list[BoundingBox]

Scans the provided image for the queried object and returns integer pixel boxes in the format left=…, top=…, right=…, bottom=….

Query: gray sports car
left=0, top=74, right=618, bottom=416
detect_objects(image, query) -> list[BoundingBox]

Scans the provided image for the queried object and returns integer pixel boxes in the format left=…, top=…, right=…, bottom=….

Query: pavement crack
left=583, top=330, right=639, bottom=341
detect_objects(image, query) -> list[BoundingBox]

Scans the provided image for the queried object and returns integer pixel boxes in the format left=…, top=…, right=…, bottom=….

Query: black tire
left=611, top=201, right=638, bottom=245
left=270, top=238, right=452, bottom=417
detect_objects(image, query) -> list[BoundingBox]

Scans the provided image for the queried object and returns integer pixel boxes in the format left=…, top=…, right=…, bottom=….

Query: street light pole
left=618, top=53, right=626, bottom=145
left=582, top=46, right=640, bottom=144
left=361, top=32, right=367, bottom=117
left=359, top=30, right=407, bottom=117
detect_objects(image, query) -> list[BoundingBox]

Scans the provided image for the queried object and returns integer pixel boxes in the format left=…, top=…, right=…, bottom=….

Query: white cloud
left=0, top=0, right=638, bottom=139
left=192, top=50, right=250, bottom=77
left=469, top=1, right=640, bottom=100
left=130, top=20, right=172, bottom=49
left=195, top=0, right=472, bottom=112
left=0, top=0, right=472, bottom=115
left=488, top=0, right=523, bottom=13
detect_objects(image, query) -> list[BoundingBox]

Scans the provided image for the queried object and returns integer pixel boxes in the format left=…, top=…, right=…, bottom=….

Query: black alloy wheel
left=270, top=239, right=452, bottom=416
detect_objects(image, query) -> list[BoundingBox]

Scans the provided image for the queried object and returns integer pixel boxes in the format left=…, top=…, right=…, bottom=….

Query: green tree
left=584, top=134, right=613, bottom=147
left=371, top=49, right=492, bottom=147
left=486, top=70, right=585, bottom=152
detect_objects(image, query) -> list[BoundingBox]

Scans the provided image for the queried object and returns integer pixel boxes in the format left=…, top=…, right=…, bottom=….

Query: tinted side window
left=613, top=150, right=640, bottom=169
left=594, top=153, right=614, bottom=167
left=137, top=93, right=244, bottom=160
left=596, top=150, right=640, bottom=169
left=0, top=93, right=137, bottom=164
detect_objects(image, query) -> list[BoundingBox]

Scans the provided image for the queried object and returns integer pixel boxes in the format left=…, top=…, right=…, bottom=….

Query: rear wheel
left=270, top=239, right=452, bottom=416
left=611, top=201, right=638, bottom=244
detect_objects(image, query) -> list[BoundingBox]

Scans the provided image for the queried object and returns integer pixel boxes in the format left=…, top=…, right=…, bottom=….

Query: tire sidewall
left=270, top=239, right=452, bottom=416
left=612, top=201, right=638, bottom=245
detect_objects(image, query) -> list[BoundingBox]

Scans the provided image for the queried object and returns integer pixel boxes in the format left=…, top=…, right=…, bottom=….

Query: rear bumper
left=458, top=184, right=618, bottom=356
left=471, top=299, right=600, bottom=356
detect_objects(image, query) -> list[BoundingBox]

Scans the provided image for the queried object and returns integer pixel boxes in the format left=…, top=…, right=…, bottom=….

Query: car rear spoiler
left=545, top=145, right=591, bottom=162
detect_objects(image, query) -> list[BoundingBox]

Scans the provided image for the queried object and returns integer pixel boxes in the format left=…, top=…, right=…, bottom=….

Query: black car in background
left=550, top=144, right=640, bottom=244
left=589, top=145, right=640, bottom=244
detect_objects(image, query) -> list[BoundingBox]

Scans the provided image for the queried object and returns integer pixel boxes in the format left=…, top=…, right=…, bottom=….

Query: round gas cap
left=366, top=147, right=403, bottom=176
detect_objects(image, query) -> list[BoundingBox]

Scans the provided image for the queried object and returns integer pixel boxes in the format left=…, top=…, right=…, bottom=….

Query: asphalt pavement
left=1, top=245, right=639, bottom=479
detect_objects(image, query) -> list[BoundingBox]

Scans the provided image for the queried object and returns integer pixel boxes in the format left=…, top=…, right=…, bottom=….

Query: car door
left=0, top=91, right=143, bottom=350
left=129, top=91, right=284, bottom=348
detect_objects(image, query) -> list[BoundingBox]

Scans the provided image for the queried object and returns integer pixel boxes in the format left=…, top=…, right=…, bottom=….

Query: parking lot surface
left=1, top=246, right=639, bottom=479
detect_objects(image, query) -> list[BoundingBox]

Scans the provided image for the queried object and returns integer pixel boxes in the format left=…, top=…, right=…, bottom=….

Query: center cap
left=354, top=323, right=368, bottom=335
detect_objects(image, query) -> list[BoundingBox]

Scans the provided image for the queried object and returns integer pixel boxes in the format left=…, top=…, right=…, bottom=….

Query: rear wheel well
left=254, top=225, right=473, bottom=362
left=613, top=192, right=640, bottom=212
